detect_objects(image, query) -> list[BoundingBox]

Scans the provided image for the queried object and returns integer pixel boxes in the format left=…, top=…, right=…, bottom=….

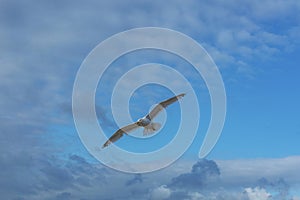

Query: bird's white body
left=143, top=122, right=162, bottom=135
left=137, top=117, right=161, bottom=135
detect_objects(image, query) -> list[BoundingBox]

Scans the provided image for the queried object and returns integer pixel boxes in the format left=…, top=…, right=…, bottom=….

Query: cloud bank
left=1, top=155, right=299, bottom=199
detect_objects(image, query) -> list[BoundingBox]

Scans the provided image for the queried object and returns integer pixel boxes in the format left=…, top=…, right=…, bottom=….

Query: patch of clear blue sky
left=54, top=43, right=300, bottom=161
left=206, top=47, right=300, bottom=159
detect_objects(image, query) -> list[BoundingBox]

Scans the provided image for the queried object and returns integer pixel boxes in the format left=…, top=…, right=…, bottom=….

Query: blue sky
left=1, top=0, right=300, bottom=199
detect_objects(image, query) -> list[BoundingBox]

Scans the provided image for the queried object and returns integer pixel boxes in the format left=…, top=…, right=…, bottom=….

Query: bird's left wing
left=102, top=122, right=140, bottom=148
left=146, top=93, right=185, bottom=120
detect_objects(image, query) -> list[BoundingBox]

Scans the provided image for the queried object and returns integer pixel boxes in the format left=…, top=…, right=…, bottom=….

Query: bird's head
left=136, top=118, right=151, bottom=127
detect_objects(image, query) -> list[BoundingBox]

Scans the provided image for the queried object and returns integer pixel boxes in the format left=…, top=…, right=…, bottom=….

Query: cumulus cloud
left=126, top=174, right=143, bottom=186
left=170, top=159, right=220, bottom=189
left=151, top=185, right=171, bottom=200
left=244, top=187, right=271, bottom=200
left=257, top=177, right=290, bottom=200
left=185, top=192, right=204, bottom=200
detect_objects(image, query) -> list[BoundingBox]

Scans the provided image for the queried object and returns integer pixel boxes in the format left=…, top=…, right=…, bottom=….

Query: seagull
left=102, top=93, right=185, bottom=148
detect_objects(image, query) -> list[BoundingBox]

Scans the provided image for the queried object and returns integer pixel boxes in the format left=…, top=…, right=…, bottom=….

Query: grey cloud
left=163, top=158, right=300, bottom=200
left=126, top=174, right=143, bottom=186
left=169, top=159, right=220, bottom=190
left=40, top=163, right=75, bottom=191
left=164, top=187, right=250, bottom=200
left=257, top=177, right=290, bottom=200
left=0, top=152, right=38, bottom=198
left=55, top=192, right=72, bottom=200
left=0, top=154, right=108, bottom=199
left=60, top=102, right=115, bottom=127
left=0, top=154, right=299, bottom=200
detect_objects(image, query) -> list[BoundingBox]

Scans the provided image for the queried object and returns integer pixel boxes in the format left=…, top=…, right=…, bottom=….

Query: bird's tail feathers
left=143, top=122, right=161, bottom=136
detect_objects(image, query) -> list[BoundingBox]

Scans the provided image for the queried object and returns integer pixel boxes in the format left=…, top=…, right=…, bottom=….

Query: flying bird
left=102, top=93, right=185, bottom=148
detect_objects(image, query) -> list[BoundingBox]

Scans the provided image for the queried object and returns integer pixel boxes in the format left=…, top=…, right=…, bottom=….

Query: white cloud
left=247, top=0, right=300, bottom=22
left=216, top=156, right=300, bottom=186
left=151, top=185, right=171, bottom=200
left=244, top=187, right=271, bottom=200
left=185, top=192, right=204, bottom=200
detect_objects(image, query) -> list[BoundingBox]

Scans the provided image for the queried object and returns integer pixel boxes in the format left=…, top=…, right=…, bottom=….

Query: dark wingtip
left=102, top=141, right=110, bottom=149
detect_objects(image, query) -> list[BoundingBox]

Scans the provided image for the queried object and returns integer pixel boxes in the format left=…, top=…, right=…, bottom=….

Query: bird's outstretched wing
left=102, top=122, right=140, bottom=148
left=146, top=93, right=185, bottom=120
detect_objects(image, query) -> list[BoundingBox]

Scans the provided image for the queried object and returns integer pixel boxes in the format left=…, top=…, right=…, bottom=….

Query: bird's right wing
left=102, top=122, right=140, bottom=148
left=146, top=93, right=185, bottom=120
